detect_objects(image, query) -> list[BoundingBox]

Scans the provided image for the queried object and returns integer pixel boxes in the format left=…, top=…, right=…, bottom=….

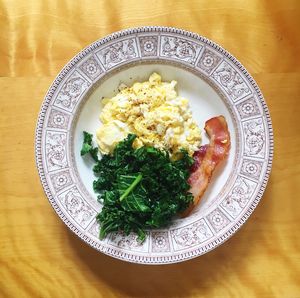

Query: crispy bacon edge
left=183, top=115, right=231, bottom=216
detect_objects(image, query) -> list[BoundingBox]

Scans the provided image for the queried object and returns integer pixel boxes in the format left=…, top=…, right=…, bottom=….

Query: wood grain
left=0, top=1, right=300, bottom=297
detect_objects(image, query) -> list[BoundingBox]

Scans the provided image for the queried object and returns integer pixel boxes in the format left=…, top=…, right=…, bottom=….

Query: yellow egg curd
left=96, top=73, right=201, bottom=158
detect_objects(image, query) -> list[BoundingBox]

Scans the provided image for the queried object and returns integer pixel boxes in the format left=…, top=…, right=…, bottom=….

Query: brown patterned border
left=35, top=26, right=273, bottom=264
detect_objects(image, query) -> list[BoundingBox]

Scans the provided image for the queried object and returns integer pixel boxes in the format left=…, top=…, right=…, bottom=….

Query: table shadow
left=66, top=178, right=273, bottom=298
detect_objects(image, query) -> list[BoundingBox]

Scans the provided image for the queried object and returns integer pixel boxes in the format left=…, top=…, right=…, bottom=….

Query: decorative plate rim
left=35, top=26, right=274, bottom=264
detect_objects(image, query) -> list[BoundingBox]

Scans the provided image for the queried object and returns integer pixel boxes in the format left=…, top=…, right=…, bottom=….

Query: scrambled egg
left=96, top=73, right=201, bottom=158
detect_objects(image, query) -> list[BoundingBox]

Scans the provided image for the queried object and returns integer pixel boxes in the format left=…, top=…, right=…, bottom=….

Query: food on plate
left=81, top=133, right=194, bottom=242
left=184, top=116, right=231, bottom=216
left=96, top=73, right=201, bottom=158
left=81, top=116, right=230, bottom=242
left=81, top=131, right=99, bottom=161
left=81, top=74, right=231, bottom=242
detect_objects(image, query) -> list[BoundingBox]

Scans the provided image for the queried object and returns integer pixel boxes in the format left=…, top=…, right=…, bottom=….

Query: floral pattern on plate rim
left=35, top=26, right=273, bottom=265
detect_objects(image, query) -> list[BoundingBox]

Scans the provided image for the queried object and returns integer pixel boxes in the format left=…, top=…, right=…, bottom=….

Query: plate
left=35, top=26, right=273, bottom=264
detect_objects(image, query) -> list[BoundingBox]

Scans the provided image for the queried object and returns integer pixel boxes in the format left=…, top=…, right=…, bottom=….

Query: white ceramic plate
left=35, top=27, right=273, bottom=264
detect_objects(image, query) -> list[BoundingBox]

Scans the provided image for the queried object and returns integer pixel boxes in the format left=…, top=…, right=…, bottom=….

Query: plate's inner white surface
left=74, top=64, right=236, bottom=217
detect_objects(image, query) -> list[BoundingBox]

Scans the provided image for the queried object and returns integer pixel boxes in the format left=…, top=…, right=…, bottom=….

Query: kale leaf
left=82, top=132, right=194, bottom=242
left=80, top=131, right=98, bottom=162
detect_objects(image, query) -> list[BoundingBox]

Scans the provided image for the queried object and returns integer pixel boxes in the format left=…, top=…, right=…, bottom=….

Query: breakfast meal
left=81, top=73, right=230, bottom=241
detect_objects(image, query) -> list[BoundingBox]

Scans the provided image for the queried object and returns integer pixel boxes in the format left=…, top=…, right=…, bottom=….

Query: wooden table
left=1, top=1, right=299, bottom=297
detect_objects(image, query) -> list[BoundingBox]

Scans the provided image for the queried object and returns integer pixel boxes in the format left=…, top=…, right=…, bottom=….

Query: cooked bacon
left=183, top=116, right=230, bottom=216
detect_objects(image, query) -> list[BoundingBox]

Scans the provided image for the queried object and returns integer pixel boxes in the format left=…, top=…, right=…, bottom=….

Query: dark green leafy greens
left=81, top=132, right=194, bottom=242
left=80, top=131, right=99, bottom=162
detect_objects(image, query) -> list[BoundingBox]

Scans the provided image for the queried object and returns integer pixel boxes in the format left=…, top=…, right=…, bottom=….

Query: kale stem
left=119, top=174, right=143, bottom=201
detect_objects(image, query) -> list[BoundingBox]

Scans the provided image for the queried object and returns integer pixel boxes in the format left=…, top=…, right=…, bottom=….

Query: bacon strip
left=183, top=116, right=231, bottom=216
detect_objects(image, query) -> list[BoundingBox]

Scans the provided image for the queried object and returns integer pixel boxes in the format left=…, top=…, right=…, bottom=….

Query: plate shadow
left=66, top=179, right=273, bottom=297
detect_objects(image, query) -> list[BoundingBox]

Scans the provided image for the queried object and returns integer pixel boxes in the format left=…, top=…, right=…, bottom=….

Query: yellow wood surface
left=1, top=1, right=300, bottom=297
